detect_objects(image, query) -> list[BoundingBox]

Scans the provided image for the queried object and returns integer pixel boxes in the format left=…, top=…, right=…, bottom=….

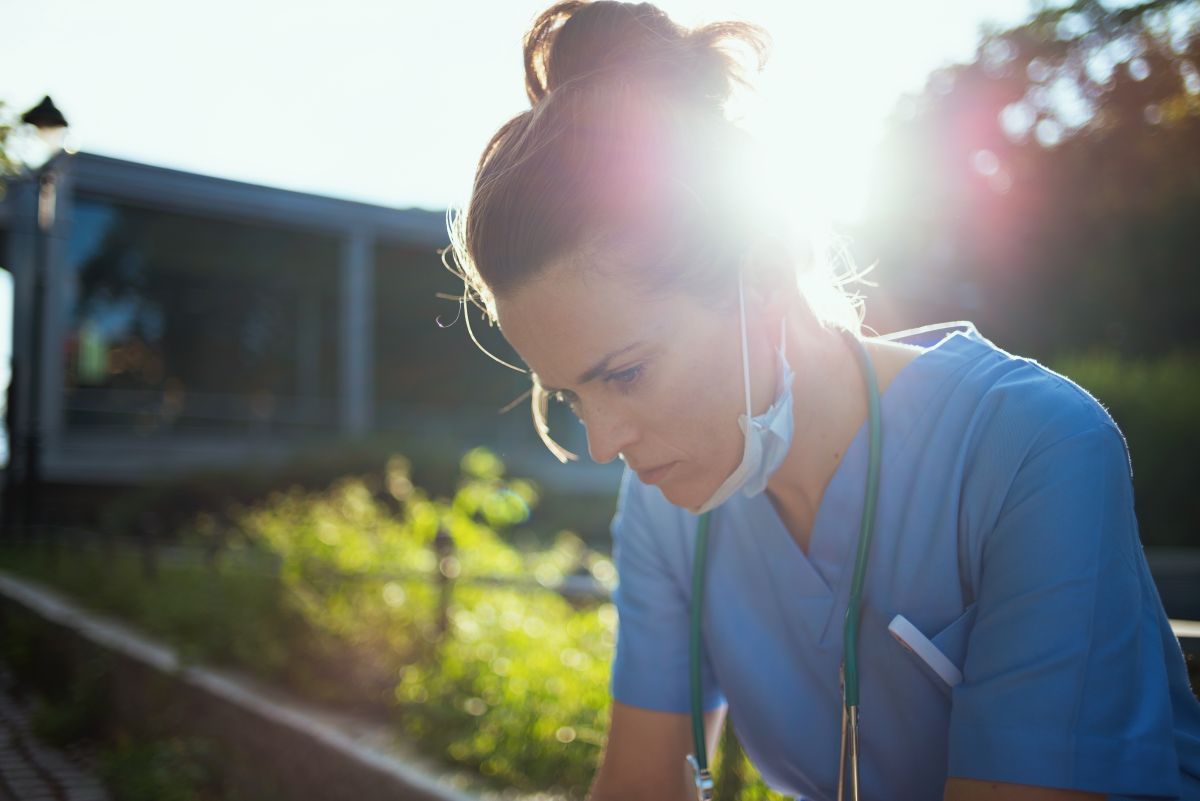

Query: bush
left=1052, top=350, right=1200, bottom=549
left=0, top=545, right=304, bottom=687
left=230, top=448, right=618, bottom=790
left=2, top=447, right=784, bottom=799
left=78, top=432, right=617, bottom=557
left=99, top=736, right=208, bottom=801
left=393, top=584, right=614, bottom=793
left=98, top=734, right=264, bottom=801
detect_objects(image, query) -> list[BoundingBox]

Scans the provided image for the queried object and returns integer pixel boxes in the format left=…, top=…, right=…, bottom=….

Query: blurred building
left=0, top=152, right=612, bottom=498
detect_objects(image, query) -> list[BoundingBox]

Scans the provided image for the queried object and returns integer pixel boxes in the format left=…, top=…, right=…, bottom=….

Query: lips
left=636, top=461, right=676, bottom=485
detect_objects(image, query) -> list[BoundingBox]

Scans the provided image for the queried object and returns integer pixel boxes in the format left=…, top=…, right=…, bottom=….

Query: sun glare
left=675, top=0, right=1034, bottom=231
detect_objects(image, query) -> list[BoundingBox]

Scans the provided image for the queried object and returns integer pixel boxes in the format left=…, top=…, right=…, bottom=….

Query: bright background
left=0, top=0, right=1046, bottom=464
left=0, top=5, right=1197, bottom=796
left=2, top=0, right=1034, bottom=226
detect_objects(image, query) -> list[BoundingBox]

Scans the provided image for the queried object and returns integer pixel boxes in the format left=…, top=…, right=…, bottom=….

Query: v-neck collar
left=721, top=323, right=981, bottom=645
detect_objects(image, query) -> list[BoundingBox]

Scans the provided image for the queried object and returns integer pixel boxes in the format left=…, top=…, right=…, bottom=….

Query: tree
left=0, top=100, right=22, bottom=190
left=855, top=0, right=1200, bottom=359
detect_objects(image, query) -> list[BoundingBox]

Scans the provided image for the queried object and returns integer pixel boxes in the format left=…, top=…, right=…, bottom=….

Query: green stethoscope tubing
left=688, top=329, right=883, bottom=789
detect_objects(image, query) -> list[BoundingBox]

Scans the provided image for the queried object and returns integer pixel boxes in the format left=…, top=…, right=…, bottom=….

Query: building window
left=63, top=195, right=339, bottom=436
left=371, top=240, right=585, bottom=458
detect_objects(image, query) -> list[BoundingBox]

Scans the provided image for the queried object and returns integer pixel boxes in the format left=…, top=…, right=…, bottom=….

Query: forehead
left=494, top=261, right=695, bottom=386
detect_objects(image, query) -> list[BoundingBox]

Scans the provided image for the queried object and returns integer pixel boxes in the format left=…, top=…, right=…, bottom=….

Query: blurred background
left=0, top=1, right=1196, bottom=800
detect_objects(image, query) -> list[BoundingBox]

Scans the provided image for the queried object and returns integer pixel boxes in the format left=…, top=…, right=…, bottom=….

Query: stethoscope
left=687, top=328, right=883, bottom=801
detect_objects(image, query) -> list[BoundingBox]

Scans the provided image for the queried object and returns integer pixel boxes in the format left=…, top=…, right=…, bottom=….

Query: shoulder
left=885, top=323, right=1134, bottom=556
left=900, top=322, right=1127, bottom=468
left=909, top=327, right=1140, bottom=575
left=965, top=335, right=1127, bottom=474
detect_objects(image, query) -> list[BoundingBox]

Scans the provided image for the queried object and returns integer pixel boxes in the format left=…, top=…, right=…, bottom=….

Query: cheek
left=641, top=360, right=723, bottom=445
left=647, top=366, right=744, bottom=497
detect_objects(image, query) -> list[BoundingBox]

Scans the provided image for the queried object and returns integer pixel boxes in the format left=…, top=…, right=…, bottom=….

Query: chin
left=657, top=476, right=700, bottom=512
left=659, top=451, right=736, bottom=511
left=657, top=483, right=684, bottom=506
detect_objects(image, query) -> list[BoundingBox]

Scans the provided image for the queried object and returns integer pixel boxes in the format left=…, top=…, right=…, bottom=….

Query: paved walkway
left=0, top=664, right=109, bottom=801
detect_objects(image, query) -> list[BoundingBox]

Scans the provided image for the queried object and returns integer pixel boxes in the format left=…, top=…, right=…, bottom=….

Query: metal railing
left=5, top=523, right=1197, bottom=646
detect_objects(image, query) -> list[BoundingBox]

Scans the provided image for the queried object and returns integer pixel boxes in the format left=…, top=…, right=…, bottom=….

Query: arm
left=588, top=701, right=727, bottom=801
left=597, top=469, right=729, bottom=798
left=947, top=416, right=1181, bottom=796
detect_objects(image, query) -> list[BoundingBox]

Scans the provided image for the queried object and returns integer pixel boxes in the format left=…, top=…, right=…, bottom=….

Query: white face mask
left=688, top=270, right=796, bottom=515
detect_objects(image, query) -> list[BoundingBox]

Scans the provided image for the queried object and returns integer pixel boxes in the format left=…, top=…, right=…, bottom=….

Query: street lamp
left=12, top=96, right=69, bottom=539
left=20, top=96, right=70, bottom=170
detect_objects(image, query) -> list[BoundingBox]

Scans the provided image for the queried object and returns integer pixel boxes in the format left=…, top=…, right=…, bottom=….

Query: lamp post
left=21, top=96, right=69, bottom=164
left=17, top=96, right=69, bottom=539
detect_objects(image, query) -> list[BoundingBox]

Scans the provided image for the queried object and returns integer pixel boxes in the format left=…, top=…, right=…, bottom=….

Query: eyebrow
left=537, top=341, right=644, bottom=394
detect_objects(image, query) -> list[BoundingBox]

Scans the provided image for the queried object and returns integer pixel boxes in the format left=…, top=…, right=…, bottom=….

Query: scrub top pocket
left=919, top=603, right=978, bottom=698
left=854, top=601, right=970, bottom=799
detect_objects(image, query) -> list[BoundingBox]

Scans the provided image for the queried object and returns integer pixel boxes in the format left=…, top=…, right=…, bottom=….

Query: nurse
left=445, top=1, right=1200, bottom=799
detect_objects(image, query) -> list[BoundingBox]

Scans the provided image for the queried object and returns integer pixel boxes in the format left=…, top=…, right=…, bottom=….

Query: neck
left=764, top=316, right=867, bottom=547
left=764, top=309, right=926, bottom=554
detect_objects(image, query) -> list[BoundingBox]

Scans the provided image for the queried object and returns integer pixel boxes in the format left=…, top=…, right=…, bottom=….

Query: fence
left=5, top=522, right=1200, bottom=644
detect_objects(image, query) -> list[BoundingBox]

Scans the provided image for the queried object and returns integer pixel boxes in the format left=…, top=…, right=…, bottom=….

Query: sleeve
left=609, top=467, right=725, bottom=714
left=947, top=420, right=1183, bottom=797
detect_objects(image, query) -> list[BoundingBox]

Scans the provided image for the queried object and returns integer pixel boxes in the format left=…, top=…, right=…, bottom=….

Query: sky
left=3, top=0, right=1038, bottom=226
left=1, top=0, right=1043, bottom=463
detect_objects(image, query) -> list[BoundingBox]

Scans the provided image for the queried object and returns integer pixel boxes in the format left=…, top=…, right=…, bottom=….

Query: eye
left=605, top=364, right=644, bottom=389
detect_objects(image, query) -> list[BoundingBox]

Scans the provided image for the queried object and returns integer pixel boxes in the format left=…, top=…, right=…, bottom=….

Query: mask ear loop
left=739, top=268, right=790, bottom=419
left=737, top=270, right=753, bottom=421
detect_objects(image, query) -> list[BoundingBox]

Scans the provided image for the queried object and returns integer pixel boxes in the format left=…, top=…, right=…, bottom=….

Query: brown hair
left=448, top=0, right=769, bottom=301
left=443, top=1, right=858, bottom=461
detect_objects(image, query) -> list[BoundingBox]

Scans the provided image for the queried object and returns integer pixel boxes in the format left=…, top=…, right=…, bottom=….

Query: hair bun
left=523, top=1, right=768, bottom=113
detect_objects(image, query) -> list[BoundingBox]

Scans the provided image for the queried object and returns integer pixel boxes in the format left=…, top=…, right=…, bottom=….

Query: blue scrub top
left=609, top=322, right=1200, bottom=801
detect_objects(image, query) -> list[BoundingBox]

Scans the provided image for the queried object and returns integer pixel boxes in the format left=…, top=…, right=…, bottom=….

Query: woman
left=445, top=2, right=1200, bottom=799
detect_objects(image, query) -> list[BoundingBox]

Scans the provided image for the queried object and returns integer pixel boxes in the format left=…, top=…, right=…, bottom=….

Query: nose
left=583, top=406, right=638, bottom=465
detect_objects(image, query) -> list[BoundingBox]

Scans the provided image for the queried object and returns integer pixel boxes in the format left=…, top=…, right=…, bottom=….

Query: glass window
left=372, top=240, right=586, bottom=457
left=373, top=241, right=526, bottom=409
left=63, top=195, right=340, bottom=436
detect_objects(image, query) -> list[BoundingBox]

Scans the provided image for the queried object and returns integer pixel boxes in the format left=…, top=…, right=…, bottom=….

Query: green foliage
left=98, top=735, right=232, bottom=801
left=1, top=447, right=785, bottom=798
left=0, top=99, right=20, bottom=189
left=0, top=545, right=305, bottom=690
left=79, top=435, right=614, bottom=557
left=1053, top=350, right=1200, bottom=547
left=229, top=447, right=621, bottom=790
left=715, top=725, right=788, bottom=801
left=858, top=0, right=1200, bottom=359
left=393, top=584, right=615, bottom=793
